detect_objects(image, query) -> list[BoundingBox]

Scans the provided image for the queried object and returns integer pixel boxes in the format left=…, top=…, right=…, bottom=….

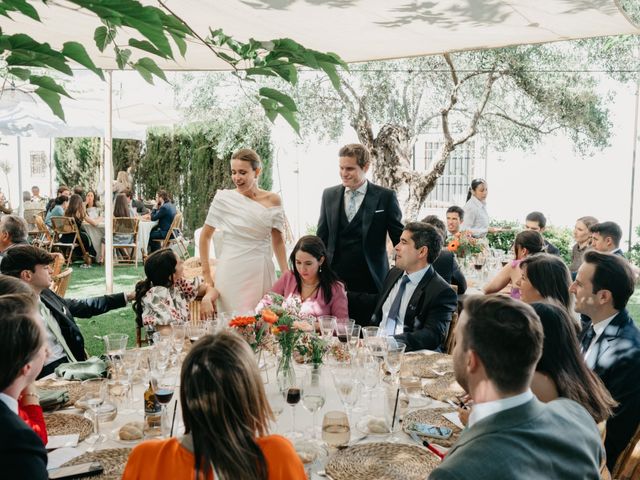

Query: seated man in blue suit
left=0, top=295, right=49, bottom=479
left=359, top=222, right=457, bottom=352
left=430, top=296, right=604, bottom=480
left=148, top=190, right=177, bottom=253
left=571, top=250, right=640, bottom=470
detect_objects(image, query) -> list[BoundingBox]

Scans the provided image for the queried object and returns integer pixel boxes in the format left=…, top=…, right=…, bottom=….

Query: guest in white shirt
left=430, top=295, right=604, bottom=480
left=0, top=295, right=49, bottom=479
left=462, top=178, right=490, bottom=237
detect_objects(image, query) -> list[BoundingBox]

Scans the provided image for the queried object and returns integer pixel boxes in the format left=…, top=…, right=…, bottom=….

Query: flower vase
left=276, top=352, right=296, bottom=391
left=255, top=349, right=270, bottom=384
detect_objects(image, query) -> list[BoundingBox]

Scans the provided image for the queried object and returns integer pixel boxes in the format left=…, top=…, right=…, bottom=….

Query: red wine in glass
left=474, top=264, right=483, bottom=271
left=501, top=260, right=508, bottom=267
left=155, top=388, right=174, bottom=405
left=337, top=334, right=348, bottom=344
left=286, top=388, right=301, bottom=405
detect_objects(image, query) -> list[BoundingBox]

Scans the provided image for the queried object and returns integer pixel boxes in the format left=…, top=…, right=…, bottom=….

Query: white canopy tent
left=0, top=0, right=637, bottom=292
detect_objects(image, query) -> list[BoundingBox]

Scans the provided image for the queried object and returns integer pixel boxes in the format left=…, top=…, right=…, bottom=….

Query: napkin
left=38, top=389, right=69, bottom=409
left=54, top=357, right=107, bottom=380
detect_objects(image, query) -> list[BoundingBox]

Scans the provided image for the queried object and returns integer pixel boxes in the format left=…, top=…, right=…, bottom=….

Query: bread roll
left=119, top=421, right=144, bottom=440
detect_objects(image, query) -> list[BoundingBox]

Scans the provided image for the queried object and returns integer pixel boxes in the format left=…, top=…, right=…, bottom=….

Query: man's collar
left=0, top=392, right=18, bottom=414
left=346, top=180, right=368, bottom=194
left=404, top=264, right=431, bottom=284
left=468, top=389, right=533, bottom=428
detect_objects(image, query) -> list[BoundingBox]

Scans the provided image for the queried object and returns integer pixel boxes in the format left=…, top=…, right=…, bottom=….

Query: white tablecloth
left=83, top=220, right=158, bottom=263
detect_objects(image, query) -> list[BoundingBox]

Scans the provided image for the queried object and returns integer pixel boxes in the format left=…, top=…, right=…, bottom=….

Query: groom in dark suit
left=317, top=144, right=403, bottom=321
left=571, top=250, right=640, bottom=470
left=363, top=222, right=457, bottom=352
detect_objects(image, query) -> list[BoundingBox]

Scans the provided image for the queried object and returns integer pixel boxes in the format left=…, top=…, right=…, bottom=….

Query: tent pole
left=104, top=71, right=114, bottom=294
left=17, top=136, right=23, bottom=217
left=629, top=78, right=639, bottom=251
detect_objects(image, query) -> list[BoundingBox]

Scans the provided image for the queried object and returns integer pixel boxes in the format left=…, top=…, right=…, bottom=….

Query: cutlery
left=408, top=431, right=446, bottom=460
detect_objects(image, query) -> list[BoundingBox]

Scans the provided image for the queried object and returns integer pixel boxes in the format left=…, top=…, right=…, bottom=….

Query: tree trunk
left=365, top=123, right=453, bottom=221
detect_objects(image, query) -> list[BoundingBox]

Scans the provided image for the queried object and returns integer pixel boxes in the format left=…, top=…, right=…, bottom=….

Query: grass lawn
left=65, top=257, right=640, bottom=357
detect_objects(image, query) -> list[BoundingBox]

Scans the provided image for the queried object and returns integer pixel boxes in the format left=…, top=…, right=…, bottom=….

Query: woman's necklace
left=300, top=281, right=320, bottom=301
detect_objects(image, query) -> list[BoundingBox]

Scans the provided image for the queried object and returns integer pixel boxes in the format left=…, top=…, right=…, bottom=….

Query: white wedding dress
left=205, top=189, right=284, bottom=314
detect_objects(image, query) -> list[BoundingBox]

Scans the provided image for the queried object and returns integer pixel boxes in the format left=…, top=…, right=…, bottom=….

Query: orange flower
left=260, top=308, right=278, bottom=324
left=229, top=316, right=256, bottom=328
left=447, top=239, right=460, bottom=252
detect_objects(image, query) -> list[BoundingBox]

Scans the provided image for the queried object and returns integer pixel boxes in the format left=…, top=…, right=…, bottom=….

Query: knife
left=408, top=430, right=446, bottom=460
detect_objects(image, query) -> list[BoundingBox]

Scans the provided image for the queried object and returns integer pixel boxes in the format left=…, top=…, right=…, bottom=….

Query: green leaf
left=115, top=48, right=132, bottom=70
left=259, top=87, right=297, bottom=112
left=94, top=26, right=109, bottom=52
left=3, top=0, right=40, bottom=21
left=128, top=38, right=167, bottom=58
left=62, top=42, right=104, bottom=80
left=8, top=67, right=30, bottom=80
left=318, top=61, right=341, bottom=90
left=5, top=34, right=72, bottom=75
left=29, top=75, right=71, bottom=97
left=245, top=67, right=278, bottom=77
left=276, top=106, right=300, bottom=133
left=169, top=31, right=187, bottom=57
left=136, top=57, right=167, bottom=82
left=33, top=87, right=65, bottom=121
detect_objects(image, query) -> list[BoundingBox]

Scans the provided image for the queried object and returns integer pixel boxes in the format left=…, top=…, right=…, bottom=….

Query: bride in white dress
left=198, top=149, right=289, bottom=316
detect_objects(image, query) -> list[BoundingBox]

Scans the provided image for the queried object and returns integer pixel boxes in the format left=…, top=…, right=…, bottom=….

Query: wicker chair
left=612, top=423, right=640, bottom=480
left=51, top=268, right=73, bottom=297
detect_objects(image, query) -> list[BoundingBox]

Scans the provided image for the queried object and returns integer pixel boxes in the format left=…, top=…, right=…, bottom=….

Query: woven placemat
left=325, top=442, right=440, bottom=480
left=403, top=408, right=462, bottom=447
left=61, top=448, right=131, bottom=480
left=401, top=353, right=454, bottom=379
left=37, top=378, right=85, bottom=409
left=422, top=372, right=465, bottom=402
left=45, top=413, right=94, bottom=441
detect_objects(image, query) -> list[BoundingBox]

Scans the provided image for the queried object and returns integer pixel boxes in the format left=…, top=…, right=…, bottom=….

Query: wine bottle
left=144, top=381, right=161, bottom=415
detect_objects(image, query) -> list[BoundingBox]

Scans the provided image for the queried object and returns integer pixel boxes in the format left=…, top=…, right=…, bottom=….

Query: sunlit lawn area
left=65, top=256, right=640, bottom=358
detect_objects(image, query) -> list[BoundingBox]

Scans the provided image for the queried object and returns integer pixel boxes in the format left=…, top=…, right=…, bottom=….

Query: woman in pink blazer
left=267, top=236, right=348, bottom=320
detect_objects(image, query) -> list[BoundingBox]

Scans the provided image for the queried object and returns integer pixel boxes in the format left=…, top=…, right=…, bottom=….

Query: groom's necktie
left=385, top=275, right=411, bottom=336
left=346, top=190, right=360, bottom=222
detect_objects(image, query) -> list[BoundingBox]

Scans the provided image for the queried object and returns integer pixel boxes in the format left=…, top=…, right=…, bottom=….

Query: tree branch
left=452, top=69, right=500, bottom=147
left=484, top=112, right=563, bottom=134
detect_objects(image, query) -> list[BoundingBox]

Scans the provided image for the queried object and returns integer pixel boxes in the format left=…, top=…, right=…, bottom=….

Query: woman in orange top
left=122, top=331, right=305, bottom=480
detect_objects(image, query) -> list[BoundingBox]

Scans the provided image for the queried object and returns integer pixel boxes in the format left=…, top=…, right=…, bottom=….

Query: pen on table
left=409, top=431, right=446, bottom=460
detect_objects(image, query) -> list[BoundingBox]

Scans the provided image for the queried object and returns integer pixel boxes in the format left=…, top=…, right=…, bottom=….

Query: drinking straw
left=391, top=387, right=400, bottom=430
left=170, top=399, right=178, bottom=437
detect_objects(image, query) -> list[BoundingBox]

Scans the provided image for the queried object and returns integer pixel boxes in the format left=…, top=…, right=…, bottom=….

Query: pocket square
left=375, top=209, right=385, bottom=213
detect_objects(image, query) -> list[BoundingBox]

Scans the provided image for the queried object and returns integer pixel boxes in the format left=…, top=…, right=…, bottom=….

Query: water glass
left=332, top=367, right=360, bottom=420
left=185, top=321, right=206, bottom=345
left=385, top=340, right=406, bottom=384
left=171, top=324, right=186, bottom=355
left=82, top=378, right=107, bottom=444
left=150, top=369, right=179, bottom=437
left=103, top=333, right=128, bottom=370
left=322, top=411, right=350, bottom=448
left=302, top=369, right=325, bottom=440
left=318, top=316, right=337, bottom=340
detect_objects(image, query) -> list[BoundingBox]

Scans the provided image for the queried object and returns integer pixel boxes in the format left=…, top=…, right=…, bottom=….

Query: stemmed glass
left=172, top=324, right=186, bottom=357
left=332, top=367, right=360, bottom=423
left=103, top=333, right=128, bottom=372
left=348, top=325, right=361, bottom=357
left=284, top=379, right=304, bottom=440
left=82, top=378, right=107, bottom=444
left=302, top=369, right=325, bottom=441
left=266, top=383, right=286, bottom=425
left=318, top=316, right=337, bottom=341
left=384, top=339, right=406, bottom=385
left=359, top=352, right=380, bottom=408
left=150, top=368, right=179, bottom=437
left=119, top=349, right=141, bottom=412
left=186, top=321, right=206, bottom=345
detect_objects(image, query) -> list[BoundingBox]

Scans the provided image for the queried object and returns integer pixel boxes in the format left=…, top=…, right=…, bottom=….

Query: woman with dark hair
left=101, top=193, right=134, bottom=262
left=518, top=253, right=574, bottom=314
left=570, top=215, right=598, bottom=276
left=484, top=230, right=545, bottom=299
left=258, top=235, right=348, bottom=319
left=0, top=278, right=48, bottom=445
left=462, top=178, right=491, bottom=237
left=61, top=193, right=97, bottom=264
left=44, top=195, right=68, bottom=228
left=123, top=331, right=305, bottom=480
left=531, top=302, right=616, bottom=424
left=133, top=249, right=210, bottom=331
left=84, top=190, right=100, bottom=219
left=199, top=148, right=288, bottom=316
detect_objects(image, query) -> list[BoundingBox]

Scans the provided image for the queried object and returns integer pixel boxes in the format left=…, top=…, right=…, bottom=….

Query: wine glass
left=332, top=367, right=360, bottom=422
left=186, top=321, right=206, bottom=345
left=322, top=411, right=350, bottom=448
left=171, top=324, right=186, bottom=356
left=266, top=384, right=286, bottom=425
left=318, top=316, right=337, bottom=340
left=384, top=339, right=406, bottom=385
left=150, top=369, right=179, bottom=437
left=285, top=381, right=304, bottom=440
left=82, top=378, right=107, bottom=444
left=348, top=325, right=361, bottom=357
left=103, top=333, right=128, bottom=372
left=119, top=349, right=141, bottom=412
left=359, top=352, right=380, bottom=408
left=302, top=369, right=325, bottom=441
left=335, top=323, right=352, bottom=363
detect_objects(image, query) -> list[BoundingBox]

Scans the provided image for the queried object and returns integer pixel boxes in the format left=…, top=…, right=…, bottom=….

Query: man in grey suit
left=430, top=295, right=604, bottom=480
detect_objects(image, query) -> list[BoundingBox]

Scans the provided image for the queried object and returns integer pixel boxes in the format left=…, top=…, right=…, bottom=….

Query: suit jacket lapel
left=404, top=267, right=435, bottom=323
left=329, top=186, right=344, bottom=232
left=592, top=310, right=628, bottom=369
left=372, top=268, right=404, bottom=321
left=361, top=184, right=380, bottom=240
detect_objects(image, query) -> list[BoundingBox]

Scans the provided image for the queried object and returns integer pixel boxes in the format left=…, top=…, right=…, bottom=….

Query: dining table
left=83, top=219, right=158, bottom=263
left=40, top=344, right=464, bottom=480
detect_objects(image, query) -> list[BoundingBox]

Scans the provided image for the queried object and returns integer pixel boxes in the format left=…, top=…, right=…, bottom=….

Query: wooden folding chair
left=612, top=422, right=640, bottom=480
left=113, top=217, right=140, bottom=267
left=135, top=325, right=150, bottom=348
left=31, top=215, right=53, bottom=250
left=50, top=216, right=90, bottom=267
left=444, top=311, right=459, bottom=354
left=51, top=268, right=73, bottom=297
left=151, top=212, right=189, bottom=259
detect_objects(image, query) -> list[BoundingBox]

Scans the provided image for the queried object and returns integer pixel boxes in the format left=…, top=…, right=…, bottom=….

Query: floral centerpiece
left=295, top=331, right=328, bottom=366
left=228, top=309, right=278, bottom=355
left=447, top=231, right=484, bottom=258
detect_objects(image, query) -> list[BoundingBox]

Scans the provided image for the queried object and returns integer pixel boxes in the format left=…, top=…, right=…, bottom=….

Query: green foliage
left=628, top=226, right=640, bottom=267
left=487, top=219, right=519, bottom=252
left=543, top=226, right=573, bottom=265
left=0, top=1, right=346, bottom=130
left=137, top=120, right=272, bottom=235
left=54, top=137, right=101, bottom=191
left=113, top=139, right=143, bottom=177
